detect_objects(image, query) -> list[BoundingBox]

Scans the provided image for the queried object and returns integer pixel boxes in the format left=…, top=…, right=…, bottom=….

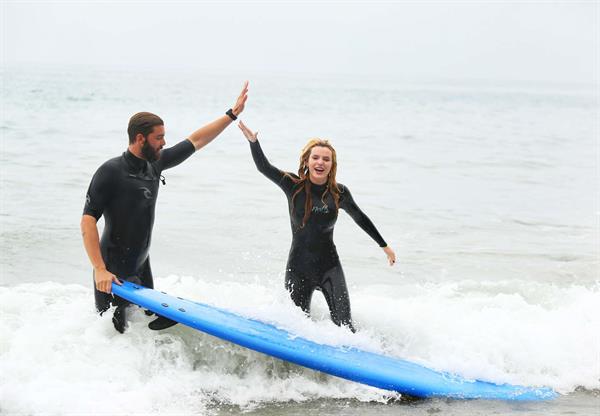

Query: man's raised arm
left=188, top=81, right=249, bottom=150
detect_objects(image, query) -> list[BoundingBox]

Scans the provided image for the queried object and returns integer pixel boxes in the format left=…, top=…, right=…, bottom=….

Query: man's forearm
left=80, top=215, right=106, bottom=270
left=188, top=115, right=233, bottom=150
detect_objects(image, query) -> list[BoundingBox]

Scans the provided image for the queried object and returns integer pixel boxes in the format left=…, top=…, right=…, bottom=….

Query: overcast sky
left=2, top=1, right=598, bottom=83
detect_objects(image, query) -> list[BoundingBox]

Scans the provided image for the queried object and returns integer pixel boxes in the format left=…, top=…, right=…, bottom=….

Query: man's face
left=141, top=125, right=166, bottom=162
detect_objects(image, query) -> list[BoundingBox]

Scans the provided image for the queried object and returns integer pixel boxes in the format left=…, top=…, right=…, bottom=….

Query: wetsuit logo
left=312, top=204, right=329, bottom=214
left=139, top=187, right=153, bottom=199
left=86, top=194, right=91, bottom=205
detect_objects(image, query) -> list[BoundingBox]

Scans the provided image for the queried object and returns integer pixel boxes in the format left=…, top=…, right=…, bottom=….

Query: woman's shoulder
left=278, top=172, right=301, bottom=191
left=285, top=172, right=300, bottom=180
left=336, top=182, right=349, bottom=193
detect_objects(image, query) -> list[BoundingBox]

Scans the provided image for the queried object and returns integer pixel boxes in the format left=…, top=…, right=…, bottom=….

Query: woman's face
left=307, top=146, right=333, bottom=184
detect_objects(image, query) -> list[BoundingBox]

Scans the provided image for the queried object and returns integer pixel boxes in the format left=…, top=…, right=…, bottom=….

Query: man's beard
left=142, top=140, right=160, bottom=162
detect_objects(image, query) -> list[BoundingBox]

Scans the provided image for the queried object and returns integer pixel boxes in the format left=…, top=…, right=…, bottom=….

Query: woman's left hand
left=238, top=120, right=258, bottom=142
left=383, top=246, right=396, bottom=266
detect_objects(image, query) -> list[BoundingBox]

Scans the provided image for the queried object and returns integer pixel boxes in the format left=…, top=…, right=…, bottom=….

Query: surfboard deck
left=111, top=281, right=556, bottom=401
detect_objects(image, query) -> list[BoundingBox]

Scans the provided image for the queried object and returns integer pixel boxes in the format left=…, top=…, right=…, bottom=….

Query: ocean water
left=0, top=67, right=598, bottom=415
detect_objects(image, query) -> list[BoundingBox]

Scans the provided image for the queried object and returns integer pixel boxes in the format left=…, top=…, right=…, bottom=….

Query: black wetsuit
left=249, top=140, right=387, bottom=331
left=83, top=139, right=195, bottom=313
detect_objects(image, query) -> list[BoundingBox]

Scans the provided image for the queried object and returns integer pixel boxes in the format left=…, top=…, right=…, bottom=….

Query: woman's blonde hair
left=285, top=138, right=341, bottom=228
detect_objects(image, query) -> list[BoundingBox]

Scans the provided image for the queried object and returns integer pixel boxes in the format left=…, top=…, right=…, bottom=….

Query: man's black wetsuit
left=83, top=139, right=195, bottom=313
left=249, top=140, right=387, bottom=331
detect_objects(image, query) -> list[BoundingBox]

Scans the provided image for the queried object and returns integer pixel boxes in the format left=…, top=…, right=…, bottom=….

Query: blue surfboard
left=111, top=281, right=556, bottom=401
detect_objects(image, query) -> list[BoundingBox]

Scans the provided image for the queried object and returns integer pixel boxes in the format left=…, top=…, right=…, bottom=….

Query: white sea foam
left=1, top=276, right=597, bottom=415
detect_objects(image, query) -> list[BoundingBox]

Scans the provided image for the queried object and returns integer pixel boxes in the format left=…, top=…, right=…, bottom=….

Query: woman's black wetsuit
left=249, top=140, right=387, bottom=331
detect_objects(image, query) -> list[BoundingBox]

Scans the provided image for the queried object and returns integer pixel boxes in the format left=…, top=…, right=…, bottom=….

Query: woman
left=238, top=121, right=396, bottom=332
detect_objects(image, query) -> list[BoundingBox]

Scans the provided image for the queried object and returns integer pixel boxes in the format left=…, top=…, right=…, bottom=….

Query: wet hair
left=285, top=139, right=341, bottom=228
left=127, top=112, right=164, bottom=144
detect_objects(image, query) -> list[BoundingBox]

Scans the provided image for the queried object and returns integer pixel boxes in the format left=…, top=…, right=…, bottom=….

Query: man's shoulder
left=96, top=154, right=124, bottom=174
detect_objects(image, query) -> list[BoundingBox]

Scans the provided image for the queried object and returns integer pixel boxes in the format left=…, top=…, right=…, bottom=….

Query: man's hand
left=187, top=81, right=250, bottom=150
left=232, top=81, right=249, bottom=116
left=81, top=214, right=121, bottom=293
left=95, top=267, right=122, bottom=294
left=238, top=120, right=258, bottom=142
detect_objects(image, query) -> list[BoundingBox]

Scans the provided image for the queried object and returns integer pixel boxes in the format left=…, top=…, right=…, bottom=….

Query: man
left=81, top=82, right=248, bottom=333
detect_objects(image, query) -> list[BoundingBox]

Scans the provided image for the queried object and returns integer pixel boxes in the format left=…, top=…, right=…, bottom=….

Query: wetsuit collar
left=124, top=149, right=148, bottom=173
left=308, top=179, right=328, bottom=189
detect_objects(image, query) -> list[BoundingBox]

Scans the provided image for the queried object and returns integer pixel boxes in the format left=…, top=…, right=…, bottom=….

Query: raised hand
left=232, top=81, right=249, bottom=116
left=238, top=120, right=258, bottom=142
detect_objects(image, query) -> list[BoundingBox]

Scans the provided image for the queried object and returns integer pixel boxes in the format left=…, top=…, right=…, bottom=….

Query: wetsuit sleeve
left=339, top=184, right=388, bottom=247
left=249, top=140, right=295, bottom=192
left=83, top=164, right=114, bottom=220
left=157, top=139, right=196, bottom=171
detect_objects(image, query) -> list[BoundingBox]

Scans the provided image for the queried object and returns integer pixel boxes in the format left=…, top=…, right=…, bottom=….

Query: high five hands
left=238, top=120, right=258, bottom=142
left=232, top=81, right=249, bottom=117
